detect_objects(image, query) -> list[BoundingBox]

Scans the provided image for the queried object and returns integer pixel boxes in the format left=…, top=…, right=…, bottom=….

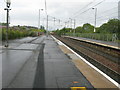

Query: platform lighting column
left=4, top=0, right=11, bottom=47
left=38, top=9, right=43, bottom=29
left=92, top=8, right=97, bottom=32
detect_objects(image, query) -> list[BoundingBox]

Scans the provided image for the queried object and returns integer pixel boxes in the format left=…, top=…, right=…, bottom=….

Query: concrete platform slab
left=34, top=36, right=94, bottom=88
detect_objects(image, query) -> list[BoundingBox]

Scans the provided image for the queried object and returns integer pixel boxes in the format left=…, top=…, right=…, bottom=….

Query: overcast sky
left=0, top=0, right=119, bottom=30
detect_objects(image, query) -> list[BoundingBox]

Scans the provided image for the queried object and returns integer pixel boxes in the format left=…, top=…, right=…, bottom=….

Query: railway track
left=53, top=35, right=120, bottom=84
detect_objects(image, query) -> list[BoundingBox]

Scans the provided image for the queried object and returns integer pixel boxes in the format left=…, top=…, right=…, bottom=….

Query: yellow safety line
left=67, top=36, right=120, bottom=50
left=71, top=87, right=87, bottom=90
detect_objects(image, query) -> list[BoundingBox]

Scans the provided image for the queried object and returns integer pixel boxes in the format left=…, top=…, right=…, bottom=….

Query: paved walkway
left=1, top=36, right=45, bottom=88
left=34, top=36, right=94, bottom=89
left=2, top=35, right=118, bottom=89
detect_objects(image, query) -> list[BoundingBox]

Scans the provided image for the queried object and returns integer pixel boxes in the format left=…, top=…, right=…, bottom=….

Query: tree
left=107, top=19, right=119, bottom=33
left=40, top=25, right=45, bottom=30
left=97, top=23, right=108, bottom=33
left=75, top=26, right=83, bottom=33
left=0, top=23, right=7, bottom=26
left=97, top=19, right=119, bottom=33
left=82, top=23, right=94, bottom=33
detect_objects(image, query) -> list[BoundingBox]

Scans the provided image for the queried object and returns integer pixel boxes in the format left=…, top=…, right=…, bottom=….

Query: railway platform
left=63, top=36, right=120, bottom=50
left=34, top=35, right=118, bottom=89
left=2, top=35, right=119, bottom=89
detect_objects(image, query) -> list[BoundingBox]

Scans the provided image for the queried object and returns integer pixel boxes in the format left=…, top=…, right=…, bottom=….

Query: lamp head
left=6, top=0, right=11, bottom=8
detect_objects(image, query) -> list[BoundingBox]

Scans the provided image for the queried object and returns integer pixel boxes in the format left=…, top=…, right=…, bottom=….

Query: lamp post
left=4, top=0, right=11, bottom=47
left=38, top=9, right=43, bottom=29
left=92, top=8, right=97, bottom=32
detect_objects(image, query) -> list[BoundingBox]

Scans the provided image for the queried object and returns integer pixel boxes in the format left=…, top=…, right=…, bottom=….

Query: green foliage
left=1, top=24, right=46, bottom=41
left=82, top=23, right=94, bottom=33
left=96, top=19, right=119, bottom=33
left=75, top=23, right=94, bottom=33
left=66, top=33, right=114, bottom=41
left=2, top=28, right=37, bottom=41
left=31, top=29, right=46, bottom=33
left=53, top=19, right=120, bottom=42
left=53, top=23, right=94, bottom=35
left=54, top=19, right=119, bottom=35
left=40, top=26, right=45, bottom=30
left=53, top=28, right=71, bottom=36
left=0, top=23, right=7, bottom=26
left=75, top=26, right=83, bottom=33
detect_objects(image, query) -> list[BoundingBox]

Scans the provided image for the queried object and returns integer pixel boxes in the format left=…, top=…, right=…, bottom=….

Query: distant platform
left=63, top=36, right=120, bottom=50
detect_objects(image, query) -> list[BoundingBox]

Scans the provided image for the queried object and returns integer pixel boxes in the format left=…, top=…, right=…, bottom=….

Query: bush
left=2, top=29, right=37, bottom=41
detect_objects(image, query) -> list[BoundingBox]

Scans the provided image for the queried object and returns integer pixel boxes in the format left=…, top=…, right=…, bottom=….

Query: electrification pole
left=69, top=18, right=72, bottom=32
left=65, top=22, right=67, bottom=28
left=73, top=19, right=76, bottom=36
left=46, top=15, right=48, bottom=37
left=59, top=19, right=61, bottom=29
left=53, top=17, right=56, bottom=30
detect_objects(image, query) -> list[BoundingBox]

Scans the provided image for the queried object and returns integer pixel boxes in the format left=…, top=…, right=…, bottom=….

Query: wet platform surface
left=1, top=35, right=118, bottom=89
left=34, top=36, right=94, bottom=88
left=1, top=36, right=45, bottom=88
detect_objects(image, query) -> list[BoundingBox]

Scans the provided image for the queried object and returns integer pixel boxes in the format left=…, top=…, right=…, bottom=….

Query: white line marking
left=51, top=35, right=120, bottom=88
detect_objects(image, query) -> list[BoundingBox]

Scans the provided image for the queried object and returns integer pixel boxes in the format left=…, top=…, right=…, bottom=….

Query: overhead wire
left=72, top=0, right=106, bottom=18
left=78, top=15, right=118, bottom=26
left=44, top=0, right=118, bottom=30
left=87, top=11, right=118, bottom=21
left=64, top=0, right=106, bottom=27
left=99, top=6, right=117, bottom=14
left=97, top=11, right=118, bottom=19
left=78, top=13, right=118, bottom=23
left=76, top=6, right=118, bottom=24
left=96, top=16, right=118, bottom=21
left=76, top=15, right=118, bottom=27
left=70, top=0, right=96, bottom=18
